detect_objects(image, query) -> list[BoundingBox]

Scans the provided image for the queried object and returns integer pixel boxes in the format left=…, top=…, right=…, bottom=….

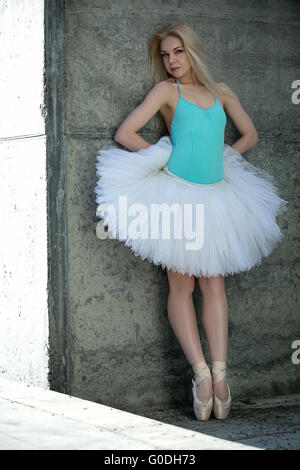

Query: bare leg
left=198, top=275, right=229, bottom=401
left=166, top=268, right=212, bottom=401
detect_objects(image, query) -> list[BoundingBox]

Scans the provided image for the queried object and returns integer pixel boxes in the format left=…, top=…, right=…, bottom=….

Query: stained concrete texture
left=0, top=378, right=299, bottom=450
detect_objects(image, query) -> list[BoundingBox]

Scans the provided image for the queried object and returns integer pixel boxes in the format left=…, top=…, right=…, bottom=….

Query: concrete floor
left=0, top=377, right=299, bottom=450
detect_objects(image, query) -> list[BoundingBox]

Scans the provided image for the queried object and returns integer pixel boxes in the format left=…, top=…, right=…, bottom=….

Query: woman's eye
left=161, top=50, right=183, bottom=57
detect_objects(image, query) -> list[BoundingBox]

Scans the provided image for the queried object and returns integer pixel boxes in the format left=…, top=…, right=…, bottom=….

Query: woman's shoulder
left=153, top=78, right=176, bottom=89
left=216, top=81, right=240, bottom=107
left=155, top=79, right=177, bottom=100
left=216, top=81, right=237, bottom=98
left=164, top=78, right=177, bottom=88
left=217, top=81, right=229, bottom=89
left=150, top=79, right=177, bottom=102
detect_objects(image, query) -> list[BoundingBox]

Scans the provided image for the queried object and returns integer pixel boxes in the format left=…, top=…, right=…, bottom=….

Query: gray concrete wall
left=44, top=0, right=69, bottom=395
left=51, top=0, right=299, bottom=412
left=0, top=0, right=48, bottom=386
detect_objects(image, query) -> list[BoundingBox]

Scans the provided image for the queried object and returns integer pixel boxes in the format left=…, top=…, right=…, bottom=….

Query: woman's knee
left=197, top=275, right=225, bottom=296
left=166, top=269, right=195, bottom=296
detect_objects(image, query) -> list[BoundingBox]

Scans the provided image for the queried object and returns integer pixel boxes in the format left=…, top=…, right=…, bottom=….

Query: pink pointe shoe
left=191, top=365, right=213, bottom=421
left=212, top=361, right=232, bottom=420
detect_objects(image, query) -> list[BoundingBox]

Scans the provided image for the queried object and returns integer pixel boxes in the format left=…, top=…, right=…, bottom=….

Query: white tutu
left=94, top=136, right=287, bottom=277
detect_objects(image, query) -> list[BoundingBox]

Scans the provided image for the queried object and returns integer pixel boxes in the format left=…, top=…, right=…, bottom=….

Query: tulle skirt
left=94, top=136, right=287, bottom=278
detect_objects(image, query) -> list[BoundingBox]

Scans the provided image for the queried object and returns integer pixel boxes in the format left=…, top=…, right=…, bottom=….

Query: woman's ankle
left=192, top=360, right=210, bottom=377
left=212, top=360, right=229, bottom=401
left=191, top=361, right=212, bottom=401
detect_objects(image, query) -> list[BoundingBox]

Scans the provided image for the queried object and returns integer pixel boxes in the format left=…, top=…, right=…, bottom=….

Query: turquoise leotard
left=166, top=79, right=226, bottom=184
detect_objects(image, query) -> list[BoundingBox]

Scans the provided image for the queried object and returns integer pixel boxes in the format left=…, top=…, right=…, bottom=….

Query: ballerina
left=94, top=23, right=287, bottom=420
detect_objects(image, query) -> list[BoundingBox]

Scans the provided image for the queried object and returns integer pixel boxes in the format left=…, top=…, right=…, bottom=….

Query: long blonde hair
left=148, top=23, right=230, bottom=137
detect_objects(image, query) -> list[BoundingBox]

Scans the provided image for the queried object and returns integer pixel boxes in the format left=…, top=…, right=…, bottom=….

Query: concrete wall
left=0, top=0, right=48, bottom=386
left=57, top=0, right=299, bottom=413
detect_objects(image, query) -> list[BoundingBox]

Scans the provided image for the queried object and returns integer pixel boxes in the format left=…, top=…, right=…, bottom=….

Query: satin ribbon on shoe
left=191, top=364, right=213, bottom=421
left=212, top=361, right=232, bottom=420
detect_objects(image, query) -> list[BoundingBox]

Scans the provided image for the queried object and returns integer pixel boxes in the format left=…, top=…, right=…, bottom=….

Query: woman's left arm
left=218, top=82, right=259, bottom=154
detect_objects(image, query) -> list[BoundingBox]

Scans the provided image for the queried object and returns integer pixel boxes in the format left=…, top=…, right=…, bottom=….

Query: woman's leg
left=197, top=275, right=229, bottom=400
left=166, top=268, right=212, bottom=400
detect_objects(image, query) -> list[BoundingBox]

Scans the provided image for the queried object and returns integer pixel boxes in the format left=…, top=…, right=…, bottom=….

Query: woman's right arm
left=114, top=81, right=170, bottom=151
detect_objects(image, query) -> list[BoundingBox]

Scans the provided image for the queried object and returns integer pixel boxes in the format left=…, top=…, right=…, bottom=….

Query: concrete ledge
left=0, top=377, right=259, bottom=450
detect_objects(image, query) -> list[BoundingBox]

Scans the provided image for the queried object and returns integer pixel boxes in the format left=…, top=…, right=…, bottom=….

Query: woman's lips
left=171, top=67, right=180, bottom=71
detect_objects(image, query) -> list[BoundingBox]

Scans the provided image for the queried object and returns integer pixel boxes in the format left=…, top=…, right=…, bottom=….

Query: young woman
left=94, top=24, right=287, bottom=421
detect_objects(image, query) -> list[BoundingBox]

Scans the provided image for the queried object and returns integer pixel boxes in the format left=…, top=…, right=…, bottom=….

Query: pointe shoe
left=212, top=361, right=232, bottom=420
left=191, top=365, right=213, bottom=421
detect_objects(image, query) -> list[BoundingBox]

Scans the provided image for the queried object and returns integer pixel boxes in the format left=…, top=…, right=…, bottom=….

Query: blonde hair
left=148, top=23, right=230, bottom=137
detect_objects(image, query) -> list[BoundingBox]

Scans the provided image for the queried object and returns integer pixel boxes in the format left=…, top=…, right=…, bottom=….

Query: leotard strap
left=176, top=79, right=182, bottom=98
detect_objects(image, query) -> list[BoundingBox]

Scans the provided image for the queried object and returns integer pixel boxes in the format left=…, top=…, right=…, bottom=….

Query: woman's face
left=160, top=35, right=191, bottom=78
